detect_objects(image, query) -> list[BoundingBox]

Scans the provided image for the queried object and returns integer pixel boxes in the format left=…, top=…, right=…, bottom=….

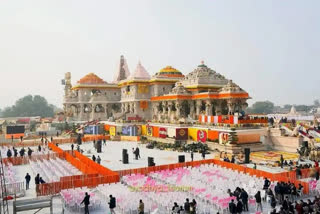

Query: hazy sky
left=0, top=0, right=319, bottom=109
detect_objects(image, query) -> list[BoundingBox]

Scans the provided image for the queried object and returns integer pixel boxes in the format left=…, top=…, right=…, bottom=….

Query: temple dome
left=128, top=62, right=150, bottom=80
left=77, top=73, right=106, bottom=84
left=156, top=66, right=184, bottom=78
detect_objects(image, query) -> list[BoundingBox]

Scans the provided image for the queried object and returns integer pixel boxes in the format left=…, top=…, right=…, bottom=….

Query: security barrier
left=37, top=143, right=120, bottom=196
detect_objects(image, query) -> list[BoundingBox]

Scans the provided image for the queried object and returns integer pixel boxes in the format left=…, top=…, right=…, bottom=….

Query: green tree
left=247, top=101, right=274, bottom=114
left=2, top=95, right=55, bottom=117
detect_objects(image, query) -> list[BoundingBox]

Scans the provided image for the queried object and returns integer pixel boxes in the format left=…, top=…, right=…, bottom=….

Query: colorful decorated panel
left=176, top=128, right=188, bottom=140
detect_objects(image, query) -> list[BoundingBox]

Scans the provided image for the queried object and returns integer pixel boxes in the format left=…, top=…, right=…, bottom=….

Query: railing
left=5, top=182, right=25, bottom=196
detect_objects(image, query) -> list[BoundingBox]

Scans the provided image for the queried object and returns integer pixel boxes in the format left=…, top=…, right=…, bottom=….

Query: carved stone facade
left=63, top=58, right=250, bottom=123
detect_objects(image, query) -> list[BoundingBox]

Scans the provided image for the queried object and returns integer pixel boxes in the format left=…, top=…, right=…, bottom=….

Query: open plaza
left=0, top=55, right=319, bottom=214
left=0, top=2, right=319, bottom=214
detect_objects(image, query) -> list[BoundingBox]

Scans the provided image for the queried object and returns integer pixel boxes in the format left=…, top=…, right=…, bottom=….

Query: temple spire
left=113, top=55, right=130, bottom=83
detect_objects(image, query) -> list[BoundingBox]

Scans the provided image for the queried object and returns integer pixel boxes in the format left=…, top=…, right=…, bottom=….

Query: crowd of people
left=171, top=198, right=197, bottom=214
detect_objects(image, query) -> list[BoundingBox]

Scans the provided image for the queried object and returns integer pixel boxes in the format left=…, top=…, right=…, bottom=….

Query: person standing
left=191, top=151, right=194, bottom=162
left=103, top=138, right=106, bottom=146
left=80, top=192, right=90, bottom=214
left=92, top=155, right=96, bottom=162
left=184, top=198, right=190, bottom=213
left=71, top=144, right=74, bottom=151
left=97, top=156, right=101, bottom=164
left=25, top=173, right=31, bottom=190
left=236, top=199, right=243, bottom=214
left=6, top=149, right=12, bottom=158
left=138, top=199, right=144, bottom=214
left=255, top=191, right=263, bottom=212
left=20, top=136, right=23, bottom=142
left=35, top=174, right=40, bottom=194
left=39, top=177, right=46, bottom=184
left=19, top=148, right=25, bottom=157
left=280, top=155, right=284, bottom=168
left=201, top=150, right=205, bottom=160
left=172, top=202, right=179, bottom=213
left=13, top=147, right=18, bottom=157
left=11, top=135, right=13, bottom=142
left=228, top=199, right=237, bottom=214
left=240, top=189, right=248, bottom=212
left=108, top=195, right=116, bottom=214
left=38, top=145, right=41, bottom=152
left=27, top=148, right=33, bottom=157
left=136, top=147, right=141, bottom=159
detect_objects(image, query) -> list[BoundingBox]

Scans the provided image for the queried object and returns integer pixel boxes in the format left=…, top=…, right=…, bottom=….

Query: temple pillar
left=214, top=101, right=222, bottom=115
left=121, top=103, right=125, bottom=113
left=205, top=100, right=212, bottom=116
left=125, top=103, right=129, bottom=113
left=163, top=101, right=167, bottom=116
left=189, top=101, right=195, bottom=119
left=196, top=100, right=202, bottom=116
left=167, top=101, right=173, bottom=120
left=175, top=101, right=181, bottom=119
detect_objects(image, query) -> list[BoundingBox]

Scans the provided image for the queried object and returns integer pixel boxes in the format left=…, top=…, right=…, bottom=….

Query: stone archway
left=94, top=104, right=105, bottom=113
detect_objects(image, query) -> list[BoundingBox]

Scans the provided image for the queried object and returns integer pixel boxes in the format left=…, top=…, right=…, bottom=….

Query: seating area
left=90, top=163, right=267, bottom=214
left=30, top=158, right=82, bottom=182
left=60, top=188, right=102, bottom=213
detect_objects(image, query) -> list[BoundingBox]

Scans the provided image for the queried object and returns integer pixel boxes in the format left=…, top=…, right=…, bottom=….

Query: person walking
left=191, top=151, right=194, bottom=162
left=25, top=173, right=31, bottom=190
left=92, top=155, right=96, bottom=162
left=108, top=195, right=116, bottom=214
left=138, top=199, right=144, bottom=214
left=80, top=192, right=90, bottom=214
left=71, top=144, right=74, bottom=151
left=255, top=191, right=263, bottom=212
left=38, top=145, right=41, bottom=152
left=103, top=138, right=106, bottom=146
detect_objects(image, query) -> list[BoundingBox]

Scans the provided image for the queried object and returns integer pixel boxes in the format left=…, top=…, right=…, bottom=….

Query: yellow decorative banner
left=110, top=126, right=116, bottom=136
left=138, top=85, right=149, bottom=94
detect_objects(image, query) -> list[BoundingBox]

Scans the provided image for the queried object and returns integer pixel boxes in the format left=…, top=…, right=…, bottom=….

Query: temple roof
left=155, top=66, right=184, bottom=78
left=77, top=73, right=106, bottom=84
left=113, top=55, right=130, bottom=83
left=128, top=62, right=150, bottom=80
left=219, top=80, right=246, bottom=93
